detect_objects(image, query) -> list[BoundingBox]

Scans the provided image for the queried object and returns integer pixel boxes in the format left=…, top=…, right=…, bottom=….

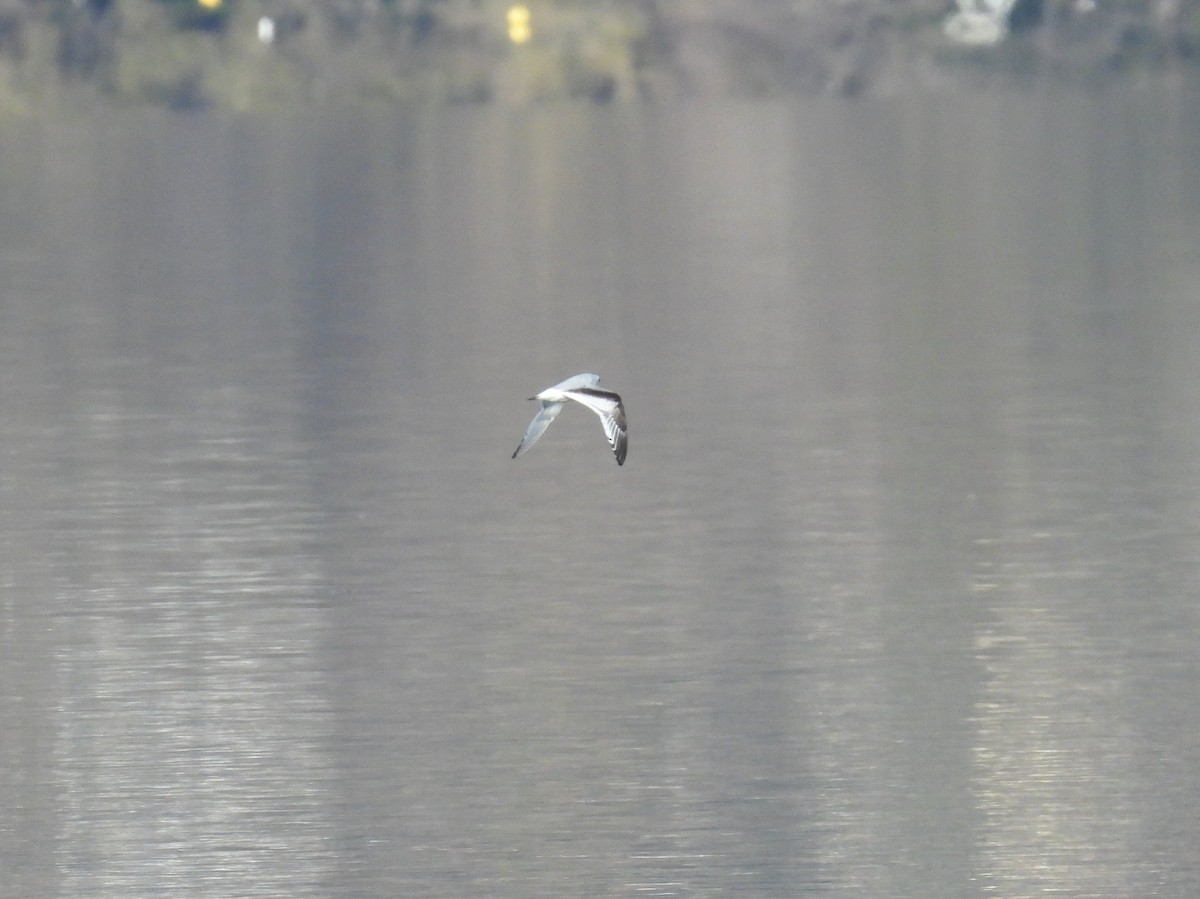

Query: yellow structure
left=507, top=4, right=532, bottom=44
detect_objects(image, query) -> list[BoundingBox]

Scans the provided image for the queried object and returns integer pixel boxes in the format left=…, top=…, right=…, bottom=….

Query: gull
left=512, top=373, right=627, bottom=466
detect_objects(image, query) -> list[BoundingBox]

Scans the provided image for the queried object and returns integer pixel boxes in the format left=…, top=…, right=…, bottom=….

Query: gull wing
left=512, top=401, right=565, bottom=459
left=548, top=372, right=600, bottom=392
left=563, top=387, right=627, bottom=466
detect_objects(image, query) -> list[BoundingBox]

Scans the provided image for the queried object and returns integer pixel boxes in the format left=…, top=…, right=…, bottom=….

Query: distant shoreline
left=1, top=0, right=1197, bottom=111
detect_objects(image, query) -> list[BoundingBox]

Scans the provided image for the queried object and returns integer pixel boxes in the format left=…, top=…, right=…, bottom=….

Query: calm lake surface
left=2, top=87, right=1200, bottom=897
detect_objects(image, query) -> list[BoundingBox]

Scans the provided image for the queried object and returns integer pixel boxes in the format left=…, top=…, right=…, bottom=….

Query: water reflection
left=36, top=355, right=336, bottom=895
left=967, top=301, right=1200, bottom=895
left=2, top=89, right=1200, bottom=897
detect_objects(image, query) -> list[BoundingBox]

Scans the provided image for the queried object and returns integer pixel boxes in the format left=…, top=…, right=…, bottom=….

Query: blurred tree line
left=0, top=0, right=1195, bottom=108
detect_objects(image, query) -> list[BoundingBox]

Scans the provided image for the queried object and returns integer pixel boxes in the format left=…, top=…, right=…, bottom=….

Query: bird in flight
left=512, top=373, right=627, bottom=466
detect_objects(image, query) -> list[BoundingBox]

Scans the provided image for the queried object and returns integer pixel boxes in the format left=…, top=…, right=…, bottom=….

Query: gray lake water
left=2, top=87, right=1200, bottom=897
